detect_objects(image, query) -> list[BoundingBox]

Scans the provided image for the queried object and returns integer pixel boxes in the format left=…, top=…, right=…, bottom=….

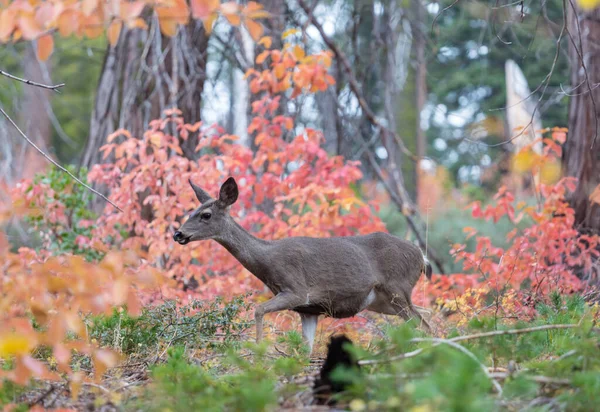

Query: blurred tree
left=426, top=0, right=569, bottom=184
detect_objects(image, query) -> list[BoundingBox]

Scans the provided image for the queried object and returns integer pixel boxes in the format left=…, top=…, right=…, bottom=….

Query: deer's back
left=269, top=232, right=423, bottom=291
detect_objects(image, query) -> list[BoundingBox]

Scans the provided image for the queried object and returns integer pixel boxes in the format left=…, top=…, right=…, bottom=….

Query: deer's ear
left=218, top=177, right=238, bottom=207
left=189, top=179, right=212, bottom=204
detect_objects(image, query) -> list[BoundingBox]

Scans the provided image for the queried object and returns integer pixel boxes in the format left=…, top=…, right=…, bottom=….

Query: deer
left=173, top=177, right=432, bottom=352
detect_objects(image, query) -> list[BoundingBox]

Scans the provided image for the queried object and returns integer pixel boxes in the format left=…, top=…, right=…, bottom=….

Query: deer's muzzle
left=173, top=231, right=191, bottom=245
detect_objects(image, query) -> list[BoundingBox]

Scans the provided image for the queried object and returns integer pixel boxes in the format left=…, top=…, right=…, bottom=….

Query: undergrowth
left=1, top=292, right=599, bottom=411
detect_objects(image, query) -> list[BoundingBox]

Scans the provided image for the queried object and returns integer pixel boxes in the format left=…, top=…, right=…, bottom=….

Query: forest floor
left=3, top=292, right=600, bottom=412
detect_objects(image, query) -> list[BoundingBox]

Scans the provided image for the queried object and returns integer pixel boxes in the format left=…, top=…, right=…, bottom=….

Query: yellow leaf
left=349, top=399, right=367, bottom=411
left=246, top=10, right=270, bottom=19
left=511, top=149, right=537, bottom=174
left=577, top=0, right=600, bottom=10
left=539, top=160, right=561, bottom=185
left=127, top=17, right=148, bottom=30
left=258, top=36, right=272, bottom=48
left=203, top=12, right=217, bottom=34
left=36, top=34, right=53, bottom=61
left=149, top=132, right=162, bottom=146
left=282, top=28, right=300, bottom=39
left=245, top=18, right=263, bottom=41
left=292, top=45, right=305, bottom=60
left=0, top=333, right=34, bottom=357
left=107, top=20, right=122, bottom=47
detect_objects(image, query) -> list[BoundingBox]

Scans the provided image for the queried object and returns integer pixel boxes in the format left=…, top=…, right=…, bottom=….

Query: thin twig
left=83, top=382, right=110, bottom=393
left=0, top=108, right=123, bottom=213
left=489, top=371, right=572, bottom=386
left=359, top=323, right=585, bottom=365
left=415, top=337, right=503, bottom=394
left=0, top=69, right=65, bottom=93
left=448, top=323, right=582, bottom=343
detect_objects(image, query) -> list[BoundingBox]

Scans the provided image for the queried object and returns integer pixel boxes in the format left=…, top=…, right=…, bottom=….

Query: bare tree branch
left=0, top=108, right=123, bottom=213
left=0, top=69, right=65, bottom=93
left=296, top=0, right=417, bottom=163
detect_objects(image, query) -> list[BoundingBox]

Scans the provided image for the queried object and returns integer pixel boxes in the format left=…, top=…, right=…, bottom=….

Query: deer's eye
left=201, top=212, right=212, bottom=220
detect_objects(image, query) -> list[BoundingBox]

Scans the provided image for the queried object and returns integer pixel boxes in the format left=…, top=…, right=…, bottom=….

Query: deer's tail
left=422, top=256, right=433, bottom=280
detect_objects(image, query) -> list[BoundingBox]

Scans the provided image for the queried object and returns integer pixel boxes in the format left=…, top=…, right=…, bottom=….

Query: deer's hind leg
left=368, top=290, right=431, bottom=332
left=299, top=313, right=319, bottom=352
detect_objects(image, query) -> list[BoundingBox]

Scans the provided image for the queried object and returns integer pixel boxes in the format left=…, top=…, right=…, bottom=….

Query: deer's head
left=173, top=177, right=239, bottom=245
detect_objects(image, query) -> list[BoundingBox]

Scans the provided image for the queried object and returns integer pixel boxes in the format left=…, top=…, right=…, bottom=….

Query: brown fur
left=174, top=178, right=431, bottom=350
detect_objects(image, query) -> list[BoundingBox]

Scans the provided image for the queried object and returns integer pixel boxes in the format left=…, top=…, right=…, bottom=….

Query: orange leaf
left=0, top=9, right=17, bottom=41
left=224, top=12, right=241, bottom=26
left=19, top=13, right=42, bottom=41
left=244, top=2, right=270, bottom=19
left=190, top=0, right=219, bottom=20
left=36, top=34, right=53, bottom=61
left=120, top=0, right=146, bottom=21
left=256, top=50, right=269, bottom=64
left=107, top=20, right=122, bottom=47
left=292, top=45, right=305, bottom=60
left=82, top=14, right=104, bottom=38
left=156, top=0, right=189, bottom=36
left=57, top=10, right=78, bottom=37
left=245, top=18, right=263, bottom=41
left=158, top=17, right=178, bottom=36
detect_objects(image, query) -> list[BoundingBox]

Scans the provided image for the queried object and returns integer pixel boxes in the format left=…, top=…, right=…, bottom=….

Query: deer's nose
left=173, top=231, right=184, bottom=242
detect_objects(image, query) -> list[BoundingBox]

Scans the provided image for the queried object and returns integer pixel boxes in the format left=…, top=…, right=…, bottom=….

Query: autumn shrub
left=413, top=128, right=600, bottom=323
left=84, top=39, right=386, bottom=304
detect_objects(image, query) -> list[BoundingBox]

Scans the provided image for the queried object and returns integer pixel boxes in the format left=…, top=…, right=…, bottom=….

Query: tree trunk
left=18, top=44, right=52, bottom=180
left=563, top=5, right=600, bottom=231
left=81, top=16, right=209, bottom=169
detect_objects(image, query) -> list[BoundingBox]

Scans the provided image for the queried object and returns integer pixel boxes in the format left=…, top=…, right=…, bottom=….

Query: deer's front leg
left=255, top=292, right=305, bottom=344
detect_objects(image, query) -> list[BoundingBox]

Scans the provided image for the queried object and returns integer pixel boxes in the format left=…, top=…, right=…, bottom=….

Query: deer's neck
left=216, top=220, right=270, bottom=275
